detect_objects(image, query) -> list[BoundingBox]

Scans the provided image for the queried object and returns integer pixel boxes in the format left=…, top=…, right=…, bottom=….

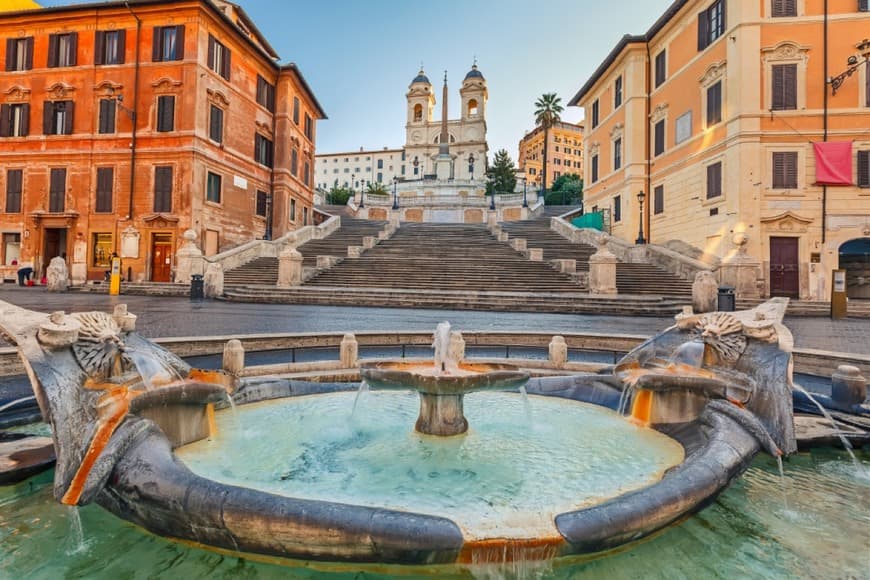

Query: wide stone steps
left=223, top=257, right=279, bottom=285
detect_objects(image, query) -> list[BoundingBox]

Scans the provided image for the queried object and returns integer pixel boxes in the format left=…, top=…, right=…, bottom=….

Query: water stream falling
left=432, top=321, right=452, bottom=374
left=775, top=455, right=789, bottom=511
left=124, top=347, right=183, bottom=390
left=518, top=385, right=533, bottom=422
left=65, top=506, right=86, bottom=555
left=791, top=382, right=866, bottom=475
left=0, top=396, right=36, bottom=414
left=351, top=380, right=370, bottom=418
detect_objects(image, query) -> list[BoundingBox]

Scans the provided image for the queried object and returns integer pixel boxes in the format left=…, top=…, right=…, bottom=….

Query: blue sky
left=39, top=0, right=673, bottom=160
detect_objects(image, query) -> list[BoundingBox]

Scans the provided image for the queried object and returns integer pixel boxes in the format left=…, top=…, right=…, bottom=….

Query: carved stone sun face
left=70, top=312, right=126, bottom=380
left=691, top=312, right=746, bottom=363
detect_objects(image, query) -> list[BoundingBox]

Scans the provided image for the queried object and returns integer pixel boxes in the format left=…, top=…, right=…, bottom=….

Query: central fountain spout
left=361, top=324, right=530, bottom=436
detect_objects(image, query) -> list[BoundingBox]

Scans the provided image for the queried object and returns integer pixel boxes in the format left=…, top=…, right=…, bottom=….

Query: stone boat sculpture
left=0, top=298, right=797, bottom=565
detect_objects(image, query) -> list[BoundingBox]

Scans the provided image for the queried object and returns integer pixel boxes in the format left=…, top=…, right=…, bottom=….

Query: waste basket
left=717, top=285, right=735, bottom=312
left=190, top=274, right=204, bottom=300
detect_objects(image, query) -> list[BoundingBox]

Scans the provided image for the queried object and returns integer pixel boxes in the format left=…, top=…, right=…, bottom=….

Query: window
left=209, top=105, right=223, bottom=143
left=156, top=95, right=174, bottom=132
left=43, top=101, right=73, bottom=135
left=207, top=35, right=231, bottom=80
left=613, top=195, right=621, bottom=222
left=303, top=207, right=308, bottom=225
left=613, top=138, right=622, bottom=170
left=377, top=159, right=383, bottom=169
left=614, top=76, right=623, bottom=108
left=0, top=103, right=30, bottom=137
left=707, top=80, right=723, bottom=125
left=697, top=0, right=725, bottom=51
left=95, top=30, right=125, bottom=65
left=95, top=167, right=113, bottom=212
left=304, top=162, right=310, bottom=186
left=92, top=233, right=113, bottom=268
left=591, top=99, right=599, bottom=128
left=48, top=33, right=77, bottom=67
left=468, top=98, right=478, bottom=116
left=413, top=103, right=422, bottom=121
left=654, top=120, right=665, bottom=156
left=206, top=171, right=221, bottom=203
left=5, top=37, right=33, bottom=71
left=152, top=26, right=184, bottom=62
left=655, top=50, right=667, bottom=88
left=304, top=114, right=313, bottom=140
left=377, top=172, right=383, bottom=182
left=861, top=0, right=869, bottom=11
left=5, top=169, right=22, bottom=213
left=256, top=190, right=268, bottom=217
left=706, top=162, right=723, bottom=198
left=153, top=166, right=173, bottom=212
left=289, top=198, right=296, bottom=221
left=654, top=184, right=664, bottom=214
left=771, top=0, right=797, bottom=17
left=293, top=97, right=300, bottom=125
left=98, top=99, right=115, bottom=134
left=256, top=75, right=275, bottom=112
left=771, top=64, right=797, bottom=110
left=858, top=150, right=870, bottom=187
left=675, top=111, right=692, bottom=144
left=3, top=233, right=21, bottom=266
left=591, top=154, right=599, bottom=183
left=49, top=168, right=65, bottom=212
left=772, top=151, right=798, bottom=188
left=254, top=134, right=273, bottom=167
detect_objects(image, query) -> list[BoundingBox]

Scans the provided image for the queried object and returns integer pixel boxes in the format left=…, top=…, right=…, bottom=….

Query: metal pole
left=636, top=192, right=646, bottom=245
left=392, top=178, right=398, bottom=210
left=522, top=178, right=528, bottom=208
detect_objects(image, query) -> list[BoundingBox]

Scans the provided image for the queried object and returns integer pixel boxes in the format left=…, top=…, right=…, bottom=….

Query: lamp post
left=468, top=152, right=476, bottom=181
left=358, top=180, right=364, bottom=209
left=520, top=173, right=528, bottom=208
left=829, top=38, right=870, bottom=95
left=392, top=176, right=399, bottom=210
left=635, top=189, right=646, bottom=245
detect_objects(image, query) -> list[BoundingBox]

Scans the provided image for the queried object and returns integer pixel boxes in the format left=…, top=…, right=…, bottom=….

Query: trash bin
left=190, top=274, right=204, bottom=300
left=717, top=285, right=735, bottom=312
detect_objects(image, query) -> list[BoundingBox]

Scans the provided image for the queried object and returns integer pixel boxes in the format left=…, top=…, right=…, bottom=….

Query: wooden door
left=43, top=228, right=67, bottom=260
left=151, top=234, right=173, bottom=282
left=770, top=237, right=799, bottom=298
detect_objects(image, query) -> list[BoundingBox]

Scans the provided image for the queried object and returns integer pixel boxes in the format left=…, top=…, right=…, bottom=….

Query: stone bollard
left=528, top=248, right=543, bottom=261
left=448, top=331, right=466, bottom=363
left=362, top=236, right=377, bottom=249
left=316, top=255, right=338, bottom=269
left=588, top=245, right=617, bottom=295
left=498, top=232, right=509, bottom=242
left=389, top=214, right=401, bottom=228
left=378, top=229, right=391, bottom=241
left=549, top=336, right=568, bottom=368
left=692, top=270, right=718, bottom=313
left=491, top=224, right=502, bottom=237
left=554, top=259, right=576, bottom=274
left=203, top=262, right=224, bottom=298
left=510, top=238, right=527, bottom=251
left=348, top=246, right=362, bottom=258
left=174, top=229, right=204, bottom=283
left=222, top=339, right=245, bottom=376
left=37, top=311, right=80, bottom=348
left=830, top=365, right=867, bottom=410
left=277, top=247, right=303, bottom=287
left=112, top=304, right=137, bottom=332
left=46, top=256, right=69, bottom=292
left=340, top=333, right=359, bottom=368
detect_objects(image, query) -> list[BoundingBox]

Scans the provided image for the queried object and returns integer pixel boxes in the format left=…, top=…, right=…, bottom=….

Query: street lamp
left=468, top=152, right=476, bottom=181
left=519, top=172, right=528, bottom=208
left=392, top=176, right=399, bottom=210
left=358, top=180, right=364, bottom=209
left=829, top=38, right=870, bottom=95
left=636, top=189, right=646, bottom=245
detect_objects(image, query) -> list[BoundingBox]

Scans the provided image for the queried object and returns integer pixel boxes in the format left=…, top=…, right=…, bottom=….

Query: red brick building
left=0, top=0, right=325, bottom=283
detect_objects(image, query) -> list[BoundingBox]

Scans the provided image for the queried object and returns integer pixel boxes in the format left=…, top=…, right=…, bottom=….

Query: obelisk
left=434, top=70, right=454, bottom=181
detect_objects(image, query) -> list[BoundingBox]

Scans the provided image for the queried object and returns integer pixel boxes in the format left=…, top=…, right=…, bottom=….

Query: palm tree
left=534, top=93, right=564, bottom=193
left=365, top=182, right=389, bottom=196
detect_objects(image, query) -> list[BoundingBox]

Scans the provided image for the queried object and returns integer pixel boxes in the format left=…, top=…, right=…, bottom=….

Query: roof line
left=280, top=62, right=328, bottom=119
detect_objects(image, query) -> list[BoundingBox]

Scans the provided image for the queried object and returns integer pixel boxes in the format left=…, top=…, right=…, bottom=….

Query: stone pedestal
left=204, top=262, right=224, bottom=298
left=434, top=154, right=453, bottom=181
left=625, top=245, right=649, bottom=263
left=549, top=336, right=568, bottom=368
left=510, top=238, right=527, bottom=251
left=692, top=271, right=719, bottom=313
left=112, top=304, right=137, bottom=332
left=362, top=236, right=376, bottom=249
left=719, top=233, right=761, bottom=299
left=588, top=245, right=617, bottom=295
left=222, top=339, right=245, bottom=376
left=486, top=211, right=498, bottom=228
left=174, top=229, right=204, bottom=284
left=552, top=259, right=576, bottom=274
left=498, top=232, right=509, bottom=242
left=528, top=248, right=543, bottom=261
left=71, top=237, right=87, bottom=285
left=831, top=365, right=867, bottom=410
left=348, top=246, right=362, bottom=258
left=340, top=333, right=358, bottom=368
left=316, top=255, right=338, bottom=269
left=46, top=257, right=69, bottom=292
left=277, top=248, right=303, bottom=287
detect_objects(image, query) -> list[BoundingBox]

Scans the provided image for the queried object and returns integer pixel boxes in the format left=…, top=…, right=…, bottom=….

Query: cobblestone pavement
left=0, top=287, right=867, bottom=355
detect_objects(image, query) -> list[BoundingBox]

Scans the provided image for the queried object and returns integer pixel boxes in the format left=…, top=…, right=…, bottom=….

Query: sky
left=39, top=0, right=674, bottom=161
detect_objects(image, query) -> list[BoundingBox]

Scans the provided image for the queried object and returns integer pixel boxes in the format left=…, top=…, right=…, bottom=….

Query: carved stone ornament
left=610, top=123, right=624, bottom=140
left=699, top=61, right=727, bottom=86
left=206, top=88, right=230, bottom=107
left=691, top=312, right=747, bottom=363
left=46, top=82, right=75, bottom=100
left=650, top=103, right=669, bottom=123
left=151, top=77, right=183, bottom=94
left=762, top=41, right=809, bottom=63
left=70, top=311, right=127, bottom=379
left=3, top=85, right=31, bottom=102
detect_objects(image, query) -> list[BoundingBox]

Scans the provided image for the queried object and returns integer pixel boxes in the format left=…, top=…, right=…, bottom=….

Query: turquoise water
left=177, top=392, right=684, bottom=539
left=1, top=406, right=868, bottom=578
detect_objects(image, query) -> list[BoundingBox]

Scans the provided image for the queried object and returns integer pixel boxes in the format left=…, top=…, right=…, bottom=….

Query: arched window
left=413, top=104, right=422, bottom=121
left=468, top=99, right=478, bottom=116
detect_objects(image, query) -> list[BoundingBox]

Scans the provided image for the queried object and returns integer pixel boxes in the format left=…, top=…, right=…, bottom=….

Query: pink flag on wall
left=813, top=141, right=853, bottom=186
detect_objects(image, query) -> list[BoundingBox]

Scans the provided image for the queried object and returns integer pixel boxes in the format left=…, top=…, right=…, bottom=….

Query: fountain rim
left=359, top=360, right=531, bottom=395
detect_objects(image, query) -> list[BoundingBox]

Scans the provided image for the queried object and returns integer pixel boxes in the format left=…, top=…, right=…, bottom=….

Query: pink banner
left=813, top=141, right=852, bottom=186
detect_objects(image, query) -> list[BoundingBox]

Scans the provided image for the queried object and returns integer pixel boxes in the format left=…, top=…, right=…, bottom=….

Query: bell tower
left=406, top=68, right=435, bottom=126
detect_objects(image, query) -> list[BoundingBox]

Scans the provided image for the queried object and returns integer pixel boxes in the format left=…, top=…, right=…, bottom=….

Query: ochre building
left=0, top=0, right=325, bottom=283
left=517, top=120, right=584, bottom=189
left=570, top=0, right=870, bottom=300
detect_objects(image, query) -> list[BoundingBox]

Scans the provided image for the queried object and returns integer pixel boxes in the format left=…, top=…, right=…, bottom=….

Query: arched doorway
left=839, top=238, right=870, bottom=299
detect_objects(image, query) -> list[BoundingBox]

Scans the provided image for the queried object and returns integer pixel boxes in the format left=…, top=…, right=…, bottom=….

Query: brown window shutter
left=697, top=11, right=709, bottom=51
left=20, top=103, right=29, bottom=136
left=50, top=168, right=66, bottom=212
left=654, top=184, right=664, bottom=214
left=158, top=96, right=174, bottom=131
left=47, top=34, right=58, bottom=67
left=24, top=37, right=33, bottom=70
left=786, top=152, right=797, bottom=188
left=68, top=33, right=77, bottom=66
left=707, top=164, right=714, bottom=197
left=207, top=35, right=215, bottom=69
left=94, top=31, right=105, bottom=65
left=117, top=30, right=126, bottom=64
left=152, top=26, right=162, bottom=61
left=783, top=64, right=797, bottom=109
left=43, top=101, right=53, bottom=134
left=0, top=104, right=9, bottom=137
left=865, top=62, right=870, bottom=107
left=64, top=101, right=74, bottom=134
left=5, top=39, right=13, bottom=71
left=175, top=26, right=184, bottom=59
left=857, top=151, right=870, bottom=187
left=773, top=152, right=784, bottom=187
left=654, top=120, right=665, bottom=156
left=222, top=47, right=231, bottom=80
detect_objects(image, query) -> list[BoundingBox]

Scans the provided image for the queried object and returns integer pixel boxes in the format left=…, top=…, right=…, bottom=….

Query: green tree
left=326, top=186, right=354, bottom=205
left=486, top=149, right=517, bottom=195
left=365, top=182, right=389, bottom=196
left=546, top=174, right=583, bottom=205
left=533, top=92, right=564, bottom=193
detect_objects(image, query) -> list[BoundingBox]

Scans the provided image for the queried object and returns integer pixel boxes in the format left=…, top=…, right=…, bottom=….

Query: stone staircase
left=500, top=217, right=693, bottom=297
left=301, top=223, right=582, bottom=293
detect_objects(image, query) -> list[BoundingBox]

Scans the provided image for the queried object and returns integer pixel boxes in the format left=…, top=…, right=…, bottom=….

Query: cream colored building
left=315, top=148, right=405, bottom=191
left=570, top=0, right=870, bottom=301
left=518, top=121, right=584, bottom=188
